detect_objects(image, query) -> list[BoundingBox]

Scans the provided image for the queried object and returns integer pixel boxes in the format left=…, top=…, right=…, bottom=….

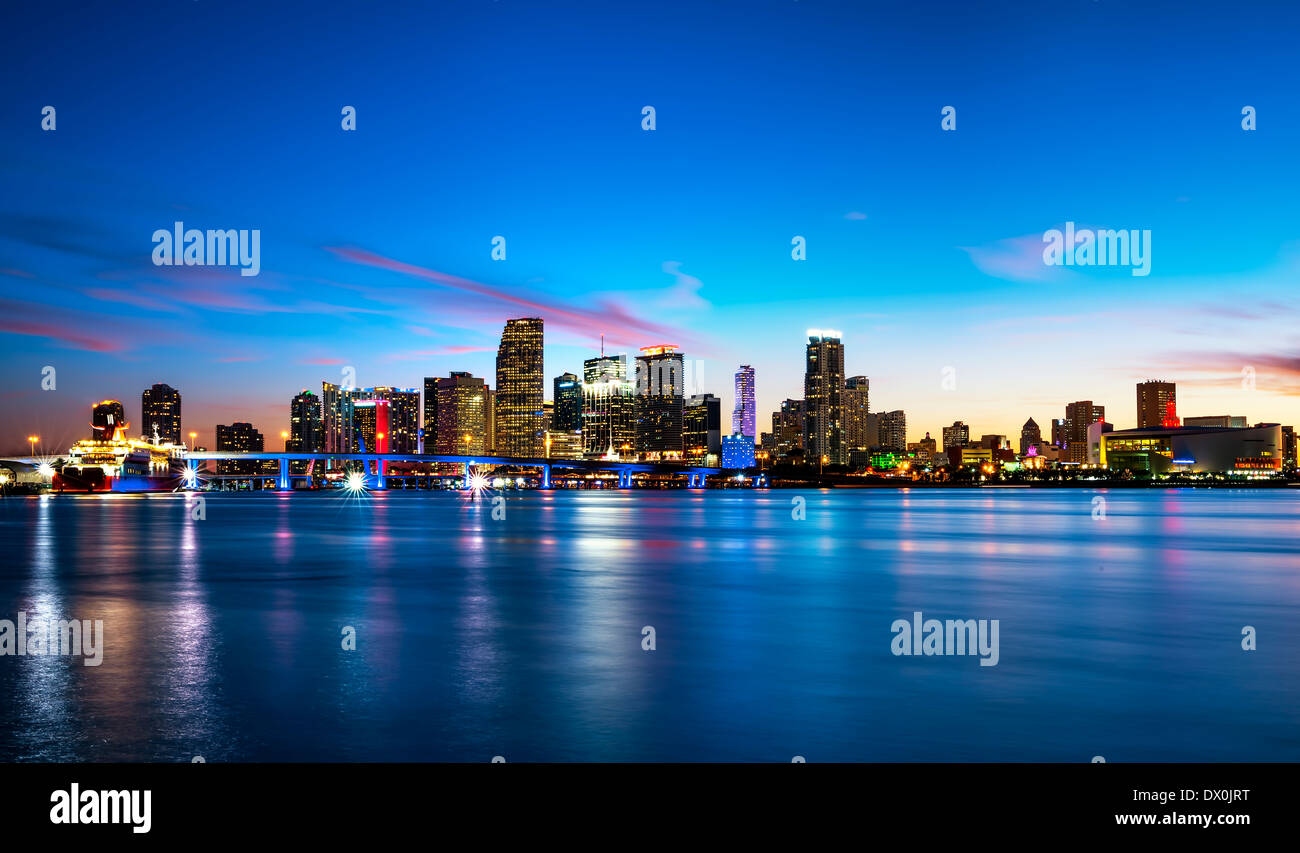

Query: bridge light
left=345, top=471, right=367, bottom=492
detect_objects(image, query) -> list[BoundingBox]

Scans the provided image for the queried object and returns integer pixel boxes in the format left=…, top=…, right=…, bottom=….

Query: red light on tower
left=1162, top=399, right=1180, bottom=429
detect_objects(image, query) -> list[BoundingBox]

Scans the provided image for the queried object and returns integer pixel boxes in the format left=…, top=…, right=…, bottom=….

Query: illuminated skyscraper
left=351, top=399, right=389, bottom=454
left=321, top=382, right=355, bottom=459
left=844, top=376, right=870, bottom=452
left=1064, top=401, right=1105, bottom=464
left=772, top=399, right=805, bottom=458
left=732, top=364, right=755, bottom=439
left=353, top=387, right=419, bottom=454
left=1136, top=380, right=1178, bottom=429
left=582, top=352, right=635, bottom=458
left=879, top=410, right=907, bottom=452
left=495, top=318, right=545, bottom=457
left=635, top=345, right=685, bottom=457
left=804, top=330, right=845, bottom=465
left=684, top=393, right=722, bottom=464
left=942, top=421, right=970, bottom=453
left=1020, top=418, right=1042, bottom=456
left=553, top=373, right=582, bottom=431
left=140, top=383, right=181, bottom=444
left=215, top=422, right=263, bottom=475
left=288, top=390, right=323, bottom=453
left=433, top=372, right=490, bottom=455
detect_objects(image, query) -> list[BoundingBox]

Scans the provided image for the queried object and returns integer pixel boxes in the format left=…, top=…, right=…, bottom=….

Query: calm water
left=0, top=488, right=1297, bottom=762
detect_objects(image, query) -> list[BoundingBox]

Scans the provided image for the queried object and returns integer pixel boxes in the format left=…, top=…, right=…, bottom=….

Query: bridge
left=177, top=451, right=735, bottom=490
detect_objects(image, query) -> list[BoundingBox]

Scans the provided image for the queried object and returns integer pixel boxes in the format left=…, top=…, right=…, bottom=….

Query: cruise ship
left=53, top=401, right=186, bottom=493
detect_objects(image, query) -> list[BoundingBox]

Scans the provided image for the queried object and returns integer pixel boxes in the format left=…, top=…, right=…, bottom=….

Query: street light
left=281, top=430, right=290, bottom=451
left=27, top=435, right=38, bottom=457
left=189, top=432, right=197, bottom=452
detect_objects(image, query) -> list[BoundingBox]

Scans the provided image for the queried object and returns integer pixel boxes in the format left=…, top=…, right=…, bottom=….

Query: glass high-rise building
left=1136, top=380, right=1177, bottom=429
left=553, top=372, right=582, bottom=432
left=322, top=381, right=355, bottom=459
left=635, top=346, right=685, bottom=457
left=288, top=390, right=323, bottom=452
left=772, top=399, right=805, bottom=457
left=803, top=330, right=845, bottom=465
left=495, top=318, right=545, bottom=457
left=140, top=383, right=181, bottom=444
left=582, top=352, right=635, bottom=458
left=942, top=421, right=970, bottom=451
left=1064, top=401, right=1105, bottom=464
left=349, top=387, right=419, bottom=454
left=732, top=364, right=755, bottom=439
left=878, top=410, right=907, bottom=452
left=433, top=372, right=490, bottom=455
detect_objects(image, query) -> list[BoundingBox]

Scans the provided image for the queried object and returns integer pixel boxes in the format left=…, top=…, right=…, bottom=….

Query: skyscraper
left=942, top=421, right=970, bottom=452
left=351, top=399, right=389, bottom=454
left=1064, top=401, right=1105, bottom=464
left=287, top=390, right=323, bottom=453
left=495, top=318, right=545, bottom=457
left=582, top=352, right=635, bottom=457
left=321, top=382, right=355, bottom=459
left=553, top=373, right=582, bottom=431
left=215, top=422, right=263, bottom=475
left=844, top=376, right=870, bottom=452
left=684, top=393, right=722, bottom=464
left=635, top=345, right=686, bottom=457
left=1136, top=380, right=1178, bottom=429
left=1020, top=417, right=1042, bottom=456
left=433, top=372, right=490, bottom=455
left=353, top=387, right=420, bottom=454
left=140, top=383, right=181, bottom=444
left=773, top=399, right=805, bottom=457
left=1050, top=418, right=1067, bottom=448
left=804, top=330, right=845, bottom=465
left=732, top=364, right=755, bottom=439
left=878, top=410, right=907, bottom=452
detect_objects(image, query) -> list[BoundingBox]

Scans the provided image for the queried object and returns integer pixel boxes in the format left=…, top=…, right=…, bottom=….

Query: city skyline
left=4, top=1, right=1300, bottom=453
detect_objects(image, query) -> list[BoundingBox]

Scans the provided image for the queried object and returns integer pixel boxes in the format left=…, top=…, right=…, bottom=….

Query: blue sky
left=3, top=0, right=1299, bottom=453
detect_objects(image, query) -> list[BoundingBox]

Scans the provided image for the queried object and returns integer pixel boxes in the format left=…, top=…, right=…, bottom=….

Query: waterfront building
left=773, top=399, right=805, bottom=457
left=942, top=421, right=970, bottom=454
left=804, top=330, right=845, bottom=465
left=1100, top=423, right=1284, bottom=475
left=1065, top=401, right=1106, bottom=464
left=1019, top=418, right=1042, bottom=456
left=635, top=345, right=686, bottom=457
left=140, top=383, right=181, bottom=444
left=351, top=387, right=420, bottom=454
left=433, top=372, right=491, bottom=456
left=879, top=410, right=907, bottom=452
left=553, top=373, right=582, bottom=432
left=721, top=433, right=756, bottom=469
left=287, top=390, right=323, bottom=472
left=582, top=353, right=635, bottom=458
left=732, top=364, right=756, bottom=439
left=684, top=393, right=722, bottom=465
left=545, top=429, right=584, bottom=460
left=321, top=382, right=355, bottom=460
left=215, top=422, right=264, bottom=475
left=351, top=399, right=389, bottom=454
left=844, top=376, right=870, bottom=453
left=495, top=318, right=545, bottom=457
left=1136, top=380, right=1178, bottom=429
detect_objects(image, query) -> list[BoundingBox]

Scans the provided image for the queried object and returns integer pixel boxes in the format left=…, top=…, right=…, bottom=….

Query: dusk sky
left=3, top=0, right=1299, bottom=454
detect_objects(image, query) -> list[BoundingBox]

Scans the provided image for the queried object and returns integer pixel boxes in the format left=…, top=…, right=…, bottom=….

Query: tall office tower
left=1283, top=425, right=1296, bottom=468
left=1064, top=401, right=1105, bottom=464
left=864, top=413, right=881, bottom=449
left=582, top=352, right=635, bottom=458
left=91, top=400, right=128, bottom=441
left=351, top=399, right=389, bottom=454
left=844, top=376, right=871, bottom=451
left=140, top=383, right=182, bottom=444
left=773, top=399, right=805, bottom=457
left=434, top=372, right=490, bottom=455
left=288, top=390, right=323, bottom=474
left=422, top=376, right=439, bottom=453
left=879, top=410, right=907, bottom=452
left=321, top=382, right=355, bottom=457
left=635, top=345, right=686, bottom=456
left=495, top=317, right=545, bottom=457
left=942, top=421, right=970, bottom=452
left=485, top=387, right=496, bottom=454
left=1020, top=418, right=1042, bottom=456
left=1136, top=380, right=1178, bottom=429
left=684, top=393, right=722, bottom=463
left=1050, top=418, right=1067, bottom=448
left=351, top=387, right=419, bottom=453
left=215, top=422, right=264, bottom=475
left=287, top=390, right=323, bottom=453
left=804, top=330, right=846, bottom=464
left=732, top=364, right=756, bottom=438
left=553, top=372, right=582, bottom=431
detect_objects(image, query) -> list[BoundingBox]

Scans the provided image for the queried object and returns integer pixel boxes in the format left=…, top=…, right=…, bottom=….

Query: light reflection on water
left=0, top=488, right=1298, bottom=761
